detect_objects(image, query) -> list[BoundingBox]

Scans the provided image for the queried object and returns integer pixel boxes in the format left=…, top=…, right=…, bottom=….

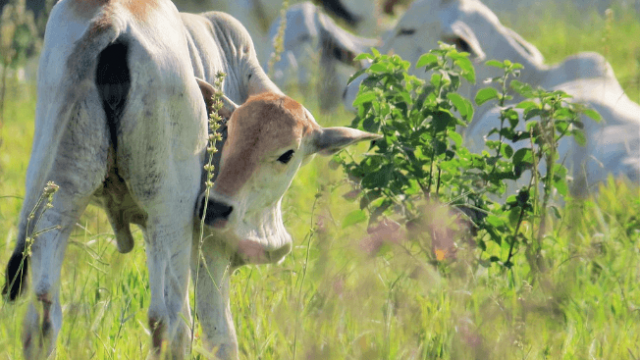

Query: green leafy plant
left=335, top=43, right=478, bottom=262
left=337, top=45, right=600, bottom=271
left=483, top=62, right=602, bottom=270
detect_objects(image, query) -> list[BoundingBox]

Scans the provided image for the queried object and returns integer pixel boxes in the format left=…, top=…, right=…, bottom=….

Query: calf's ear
left=195, top=78, right=239, bottom=120
left=311, top=127, right=382, bottom=156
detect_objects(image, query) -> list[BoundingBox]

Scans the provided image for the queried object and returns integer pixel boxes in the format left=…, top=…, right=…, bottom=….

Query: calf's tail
left=3, top=243, right=29, bottom=301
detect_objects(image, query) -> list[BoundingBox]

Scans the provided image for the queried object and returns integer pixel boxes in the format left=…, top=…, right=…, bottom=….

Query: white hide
left=264, top=2, right=377, bottom=109
left=344, top=0, right=542, bottom=109
left=14, top=0, right=207, bottom=358
left=343, top=0, right=640, bottom=187
left=218, top=0, right=387, bottom=64
left=6, top=2, right=280, bottom=359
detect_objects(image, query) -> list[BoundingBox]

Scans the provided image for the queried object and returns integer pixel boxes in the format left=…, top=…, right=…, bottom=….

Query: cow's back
left=31, top=0, right=208, bottom=243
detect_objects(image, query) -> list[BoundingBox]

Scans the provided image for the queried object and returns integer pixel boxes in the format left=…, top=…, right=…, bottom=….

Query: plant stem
left=488, top=70, right=511, bottom=179
left=505, top=176, right=533, bottom=266
left=292, top=192, right=319, bottom=360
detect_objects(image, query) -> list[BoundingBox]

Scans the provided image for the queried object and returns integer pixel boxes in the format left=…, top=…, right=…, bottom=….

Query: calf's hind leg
left=16, top=92, right=109, bottom=359
left=22, top=192, right=92, bottom=360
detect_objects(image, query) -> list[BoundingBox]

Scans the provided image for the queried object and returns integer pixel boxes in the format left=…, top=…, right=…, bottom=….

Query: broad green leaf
left=502, top=108, right=520, bottom=128
left=342, top=210, right=367, bottom=228
left=465, top=100, right=475, bottom=122
left=446, top=93, right=470, bottom=119
left=475, top=87, right=499, bottom=105
left=524, top=108, right=544, bottom=120
left=347, top=68, right=367, bottom=85
left=416, top=53, right=438, bottom=68
left=508, top=206, right=521, bottom=227
left=369, top=63, right=389, bottom=73
left=583, top=108, right=602, bottom=122
left=572, top=129, right=587, bottom=146
left=485, top=60, right=504, bottom=68
left=448, top=131, right=463, bottom=146
left=431, top=72, right=442, bottom=88
left=516, top=101, right=538, bottom=110
left=510, top=80, right=534, bottom=97
left=553, top=178, right=568, bottom=197
left=513, top=148, right=533, bottom=165
left=354, top=53, right=373, bottom=61
left=455, top=58, right=476, bottom=84
left=352, top=91, right=377, bottom=107
left=501, top=144, right=514, bottom=159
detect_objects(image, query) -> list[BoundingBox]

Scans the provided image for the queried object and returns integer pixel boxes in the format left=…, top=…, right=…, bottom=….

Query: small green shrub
left=336, top=44, right=600, bottom=271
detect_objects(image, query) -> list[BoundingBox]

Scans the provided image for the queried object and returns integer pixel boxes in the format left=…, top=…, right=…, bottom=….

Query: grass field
left=1, top=1, right=640, bottom=359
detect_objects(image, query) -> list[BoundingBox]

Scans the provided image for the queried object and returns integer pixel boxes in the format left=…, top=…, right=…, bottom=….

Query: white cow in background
left=219, top=0, right=385, bottom=64
left=265, top=2, right=378, bottom=110
left=2, top=0, right=380, bottom=359
left=344, top=0, right=639, bottom=190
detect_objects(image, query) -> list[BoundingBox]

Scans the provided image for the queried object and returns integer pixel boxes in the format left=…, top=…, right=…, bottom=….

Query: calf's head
left=197, top=88, right=380, bottom=264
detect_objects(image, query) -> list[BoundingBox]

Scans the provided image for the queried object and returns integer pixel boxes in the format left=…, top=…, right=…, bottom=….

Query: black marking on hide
left=2, top=250, right=29, bottom=301
left=96, top=39, right=131, bottom=151
left=454, top=37, right=472, bottom=54
left=316, top=0, right=360, bottom=27
left=397, top=28, right=415, bottom=36
left=321, top=37, right=354, bottom=66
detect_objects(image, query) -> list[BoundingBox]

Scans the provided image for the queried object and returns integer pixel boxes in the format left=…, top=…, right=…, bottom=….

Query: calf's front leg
left=191, top=234, right=238, bottom=360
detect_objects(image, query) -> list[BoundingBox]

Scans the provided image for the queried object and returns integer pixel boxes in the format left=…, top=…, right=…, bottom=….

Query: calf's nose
left=198, top=196, right=233, bottom=228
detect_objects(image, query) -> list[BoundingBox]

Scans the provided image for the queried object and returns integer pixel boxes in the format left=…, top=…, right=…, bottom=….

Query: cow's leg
left=164, top=241, right=192, bottom=359
left=19, top=95, right=109, bottom=359
left=22, top=195, right=89, bottom=360
left=130, top=167, right=199, bottom=359
left=142, top=220, right=192, bottom=360
left=191, top=236, right=238, bottom=360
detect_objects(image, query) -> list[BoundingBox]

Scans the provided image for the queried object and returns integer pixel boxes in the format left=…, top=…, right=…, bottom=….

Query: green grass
left=500, top=1, right=640, bottom=102
left=1, top=3, right=640, bottom=359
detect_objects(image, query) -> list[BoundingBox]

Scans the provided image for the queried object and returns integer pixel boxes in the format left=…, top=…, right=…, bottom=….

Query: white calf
left=2, top=2, right=380, bottom=359
left=3, top=0, right=208, bottom=358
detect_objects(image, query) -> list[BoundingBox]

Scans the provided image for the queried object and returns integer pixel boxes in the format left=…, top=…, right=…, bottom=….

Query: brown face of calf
left=196, top=84, right=380, bottom=246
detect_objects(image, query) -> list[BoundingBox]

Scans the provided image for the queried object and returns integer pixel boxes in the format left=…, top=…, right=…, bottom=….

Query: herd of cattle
left=2, top=0, right=638, bottom=359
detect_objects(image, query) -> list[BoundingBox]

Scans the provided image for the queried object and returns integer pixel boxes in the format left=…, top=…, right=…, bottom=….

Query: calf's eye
left=277, top=150, right=295, bottom=164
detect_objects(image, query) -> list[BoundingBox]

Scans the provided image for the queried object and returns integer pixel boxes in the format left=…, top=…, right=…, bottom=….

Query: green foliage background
left=0, top=1, right=639, bottom=359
